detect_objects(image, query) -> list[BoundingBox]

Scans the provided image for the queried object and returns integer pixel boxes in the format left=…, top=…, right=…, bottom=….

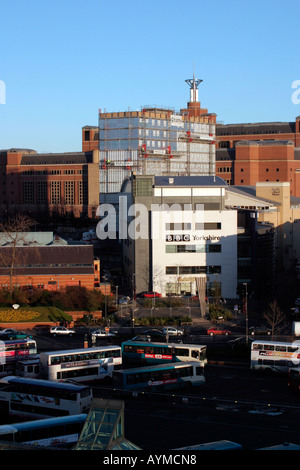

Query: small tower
left=185, top=74, right=203, bottom=103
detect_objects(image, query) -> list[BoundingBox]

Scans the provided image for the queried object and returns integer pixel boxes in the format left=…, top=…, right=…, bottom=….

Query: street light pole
left=104, top=276, right=107, bottom=325
left=243, top=283, right=248, bottom=344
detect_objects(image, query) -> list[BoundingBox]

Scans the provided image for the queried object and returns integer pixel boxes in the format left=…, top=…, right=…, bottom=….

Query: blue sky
left=1, top=0, right=300, bottom=153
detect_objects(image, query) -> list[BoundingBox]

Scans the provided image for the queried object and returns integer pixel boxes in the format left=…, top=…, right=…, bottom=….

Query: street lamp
left=243, top=283, right=248, bottom=344
left=103, top=276, right=108, bottom=325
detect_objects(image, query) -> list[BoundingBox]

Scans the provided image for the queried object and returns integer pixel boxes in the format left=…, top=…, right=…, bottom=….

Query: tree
left=263, top=300, right=287, bottom=338
left=0, top=214, right=36, bottom=293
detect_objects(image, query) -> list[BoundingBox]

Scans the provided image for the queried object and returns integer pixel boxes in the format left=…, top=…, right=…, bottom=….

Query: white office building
left=120, top=175, right=237, bottom=302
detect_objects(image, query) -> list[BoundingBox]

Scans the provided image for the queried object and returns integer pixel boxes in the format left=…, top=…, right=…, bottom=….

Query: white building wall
left=151, top=208, right=237, bottom=299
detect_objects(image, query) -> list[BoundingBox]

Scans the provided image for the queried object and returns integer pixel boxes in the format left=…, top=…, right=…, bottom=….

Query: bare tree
left=0, top=214, right=36, bottom=292
left=263, top=300, right=287, bottom=338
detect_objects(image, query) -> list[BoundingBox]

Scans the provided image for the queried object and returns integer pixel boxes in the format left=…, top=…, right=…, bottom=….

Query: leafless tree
left=263, top=300, right=287, bottom=338
left=0, top=214, right=36, bottom=292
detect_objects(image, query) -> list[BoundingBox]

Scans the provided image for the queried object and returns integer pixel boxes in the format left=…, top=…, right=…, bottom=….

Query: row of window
left=22, top=169, right=87, bottom=175
left=23, top=181, right=88, bottom=205
left=166, top=222, right=222, bottom=231
left=166, top=244, right=221, bottom=253
left=166, top=266, right=221, bottom=275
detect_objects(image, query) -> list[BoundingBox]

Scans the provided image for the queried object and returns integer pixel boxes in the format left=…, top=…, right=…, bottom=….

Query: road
left=16, top=328, right=300, bottom=450
left=110, top=364, right=300, bottom=450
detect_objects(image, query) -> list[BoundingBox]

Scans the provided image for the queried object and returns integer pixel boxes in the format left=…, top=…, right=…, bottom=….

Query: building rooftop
left=0, top=245, right=95, bottom=275
left=154, top=176, right=227, bottom=187
left=216, top=121, right=296, bottom=136
left=21, top=151, right=94, bottom=165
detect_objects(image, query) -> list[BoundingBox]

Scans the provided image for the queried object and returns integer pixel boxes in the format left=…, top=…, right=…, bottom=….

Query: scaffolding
left=98, top=77, right=216, bottom=202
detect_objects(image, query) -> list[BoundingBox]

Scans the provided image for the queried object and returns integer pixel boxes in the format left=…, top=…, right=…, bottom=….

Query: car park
left=162, top=326, right=184, bottom=337
left=49, top=326, right=75, bottom=336
left=249, top=326, right=271, bottom=336
left=207, top=327, right=231, bottom=336
left=90, top=328, right=116, bottom=338
left=140, top=291, right=162, bottom=298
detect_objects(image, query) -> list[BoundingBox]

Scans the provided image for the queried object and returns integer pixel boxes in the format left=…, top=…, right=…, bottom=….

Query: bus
left=0, top=339, right=37, bottom=377
left=250, top=340, right=300, bottom=374
left=113, top=361, right=205, bottom=392
left=0, top=414, right=87, bottom=448
left=121, top=340, right=207, bottom=366
left=39, top=345, right=122, bottom=383
left=0, top=376, right=93, bottom=419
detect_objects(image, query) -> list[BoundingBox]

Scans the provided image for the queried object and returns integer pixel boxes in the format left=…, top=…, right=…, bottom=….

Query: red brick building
left=0, top=245, right=100, bottom=291
left=0, top=148, right=100, bottom=219
left=215, top=117, right=300, bottom=196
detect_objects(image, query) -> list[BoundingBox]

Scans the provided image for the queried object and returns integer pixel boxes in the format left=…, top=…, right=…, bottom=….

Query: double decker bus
left=121, top=340, right=207, bottom=366
left=113, top=361, right=205, bottom=392
left=0, top=414, right=87, bottom=448
left=0, top=376, right=93, bottom=419
left=0, top=339, right=37, bottom=377
left=39, top=345, right=122, bottom=383
left=250, top=340, right=300, bottom=374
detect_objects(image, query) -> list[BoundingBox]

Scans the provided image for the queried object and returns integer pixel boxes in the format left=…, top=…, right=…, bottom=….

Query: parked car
left=131, top=335, right=151, bottom=342
left=118, top=296, right=130, bottom=304
left=0, top=328, right=33, bottom=340
left=136, top=291, right=148, bottom=298
left=207, top=327, right=231, bottom=336
left=143, top=329, right=167, bottom=341
left=249, top=326, right=271, bottom=336
left=141, top=291, right=162, bottom=298
left=162, top=326, right=184, bottom=337
left=49, top=326, right=75, bottom=336
left=91, top=328, right=116, bottom=338
left=0, top=328, right=18, bottom=336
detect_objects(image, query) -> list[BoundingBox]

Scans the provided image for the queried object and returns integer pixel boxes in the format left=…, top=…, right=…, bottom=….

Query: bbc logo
left=166, top=234, right=191, bottom=242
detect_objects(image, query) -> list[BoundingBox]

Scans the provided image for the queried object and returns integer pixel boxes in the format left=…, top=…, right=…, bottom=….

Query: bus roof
left=3, top=339, right=36, bottom=345
left=252, top=340, right=300, bottom=346
left=175, top=440, right=242, bottom=450
left=122, top=340, right=206, bottom=348
left=0, top=425, right=18, bottom=436
left=39, top=345, right=121, bottom=356
left=0, top=414, right=88, bottom=434
left=115, top=361, right=201, bottom=374
left=0, top=375, right=90, bottom=391
left=0, top=413, right=87, bottom=436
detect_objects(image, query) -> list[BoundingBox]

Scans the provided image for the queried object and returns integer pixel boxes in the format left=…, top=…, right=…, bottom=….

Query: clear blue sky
left=1, top=0, right=299, bottom=153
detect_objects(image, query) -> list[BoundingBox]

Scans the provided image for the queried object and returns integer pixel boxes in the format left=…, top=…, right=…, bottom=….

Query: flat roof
left=154, top=176, right=227, bottom=187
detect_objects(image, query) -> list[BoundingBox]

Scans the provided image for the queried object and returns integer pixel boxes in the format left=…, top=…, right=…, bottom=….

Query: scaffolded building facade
left=97, top=77, right=216, bottom=203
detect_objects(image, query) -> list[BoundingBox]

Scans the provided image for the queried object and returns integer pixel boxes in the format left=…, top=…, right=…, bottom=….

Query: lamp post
left=243, top=283, right=248, bottom=344
left=103, top=276, right=108, bottom=325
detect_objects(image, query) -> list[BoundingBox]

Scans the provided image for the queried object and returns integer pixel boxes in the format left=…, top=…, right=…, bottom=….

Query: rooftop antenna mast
left=185, top=65, right=203, bottom=103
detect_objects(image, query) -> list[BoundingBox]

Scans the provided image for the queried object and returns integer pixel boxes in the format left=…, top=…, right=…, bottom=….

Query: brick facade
left=0, top=148, right=100, bottom=219
left=216, top=117, right=300, bottom=196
